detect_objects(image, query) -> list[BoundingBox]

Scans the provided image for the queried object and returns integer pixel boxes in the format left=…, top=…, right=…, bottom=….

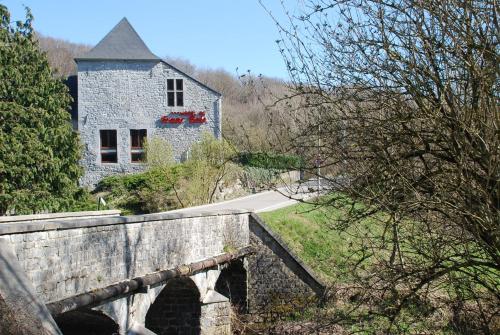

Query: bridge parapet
left=0, top=210, right=249, bottom=305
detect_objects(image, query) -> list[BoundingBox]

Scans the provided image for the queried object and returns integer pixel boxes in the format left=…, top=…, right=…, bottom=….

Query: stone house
left=73, top=18, right=222, bottom=187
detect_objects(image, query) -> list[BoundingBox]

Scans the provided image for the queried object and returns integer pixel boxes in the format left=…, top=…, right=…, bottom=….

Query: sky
left=2, top=0, right=296, bottom=79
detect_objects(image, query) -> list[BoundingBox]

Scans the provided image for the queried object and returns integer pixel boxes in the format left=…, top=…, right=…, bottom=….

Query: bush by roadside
left=94, top=134, right=245, bottom=214
left=237, top=152, right=303, bottom=171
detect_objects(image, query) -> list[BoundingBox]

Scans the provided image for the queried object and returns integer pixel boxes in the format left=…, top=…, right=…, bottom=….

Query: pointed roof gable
left=76, top=18, right=160, bottom=61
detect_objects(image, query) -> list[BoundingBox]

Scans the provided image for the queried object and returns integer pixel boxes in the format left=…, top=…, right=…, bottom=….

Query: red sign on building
left=160, top=111, right=207, bottom=124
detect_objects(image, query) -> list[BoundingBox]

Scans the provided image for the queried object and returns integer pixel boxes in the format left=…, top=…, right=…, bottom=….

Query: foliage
left=144, top=136, right=175, bottom=169
left=179, top=132, right=241, bottom=205
left=265, top=0, right=499, bottom=333
left=95, top=166, right=184, bottom=214
left=259, top=195, right=363, bottom=284
left=237, top=152, right=303, bottom=170
left=261, top=200, right=499, bottom=334
left=241, top=166, right=280, bottom=189
left=0, top=5, right=82, bottom=215
left=66, top=189, right=98, bottom=212
left=190, top=132, right=236, bottom=164
left=96, top=134, right=243, bottom=213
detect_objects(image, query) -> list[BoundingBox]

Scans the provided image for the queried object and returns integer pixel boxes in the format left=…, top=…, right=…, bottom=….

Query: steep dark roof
left=76, top=18, right=160, bottom=61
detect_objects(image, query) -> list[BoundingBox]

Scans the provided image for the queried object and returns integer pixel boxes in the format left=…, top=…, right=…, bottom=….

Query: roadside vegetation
left=95, top=134, right=242, bottom=214
left=95, top=134, right=304, bottom=214
left=259, top=195, right=364, bottom=284
left=260, top=198, right=499, bottom=334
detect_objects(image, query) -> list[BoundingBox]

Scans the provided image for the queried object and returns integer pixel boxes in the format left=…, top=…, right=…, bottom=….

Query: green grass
left=258, top=197, right=499, bottom=334
left=258, top=200, right=439, bottom=333
left=259, top=196, right=380, bottom=284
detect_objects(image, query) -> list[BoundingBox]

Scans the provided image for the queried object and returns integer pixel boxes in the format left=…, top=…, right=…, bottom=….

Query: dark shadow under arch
left=215, top=259, right=247, bottom=313
left=145, top=277, right=201, bottom=335
left=54, top=308, right=119, bottom=335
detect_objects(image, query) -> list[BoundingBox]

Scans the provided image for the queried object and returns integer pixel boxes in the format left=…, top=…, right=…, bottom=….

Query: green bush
left=237, top=152, right=303, bottom=170
left=66, top=189, right=99, bottom=212
left=242, top=166, right=281, bottom=189
left=95, top=166, right=185, bottom=214
left=95, top=134, right=245, bottom=214
left=178, top=133, right=241, bottom=205
left=145, top=136, right=175, bottom=168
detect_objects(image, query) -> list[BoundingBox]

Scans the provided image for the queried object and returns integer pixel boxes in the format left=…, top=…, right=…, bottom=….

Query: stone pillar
left=200, top=291, right=231, bottom=335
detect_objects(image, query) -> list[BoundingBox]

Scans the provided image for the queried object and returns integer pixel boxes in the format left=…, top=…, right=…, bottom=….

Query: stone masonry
left=0, top=211, right=325, bottom=334
left=247, top=213, right=326, bottom=322
left=77, top=59, right=221, bottom=187
left=3, top=212, right=247, bottom=304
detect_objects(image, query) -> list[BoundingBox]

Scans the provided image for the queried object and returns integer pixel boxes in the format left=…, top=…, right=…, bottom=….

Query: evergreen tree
left=0, top=5, right=82, bottom=215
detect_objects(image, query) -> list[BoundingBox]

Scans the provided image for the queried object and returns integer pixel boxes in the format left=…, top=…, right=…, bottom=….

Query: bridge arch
left=215, top=259, right=248, bottom=313
left=145, top=277, right=201, bottom=335
left=53, top=308, right=119, bottom=335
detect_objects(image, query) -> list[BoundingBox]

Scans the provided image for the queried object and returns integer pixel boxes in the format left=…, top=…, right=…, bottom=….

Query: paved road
left=166, top=183, right=321, bottom=214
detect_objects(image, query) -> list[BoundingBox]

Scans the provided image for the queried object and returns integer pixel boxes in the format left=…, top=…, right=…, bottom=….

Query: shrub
left=180, top=133, right=240, bottom=204
left=237, top=152, right=303, bottom=170
left=144, top=136, right=175, bottom=169
left=95, top=167, right=183, bottom=214
left=95, top=134, right=244, bottom=213
left=176, top=160, right=243, bottom=206
left=241, top=166, right=281, bottom=189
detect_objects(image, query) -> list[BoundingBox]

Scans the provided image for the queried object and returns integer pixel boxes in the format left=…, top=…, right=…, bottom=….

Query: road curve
left=165, top=184, right=318, bottom=214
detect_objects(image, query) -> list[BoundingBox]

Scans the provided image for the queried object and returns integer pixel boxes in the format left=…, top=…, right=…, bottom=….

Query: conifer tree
left=0, top=5, right=82, bottom=215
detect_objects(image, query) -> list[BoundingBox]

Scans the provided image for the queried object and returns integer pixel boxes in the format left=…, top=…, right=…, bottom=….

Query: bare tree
left=263, top=0, right=499, bottom=333
left=36, top=33, right=91, bottom=77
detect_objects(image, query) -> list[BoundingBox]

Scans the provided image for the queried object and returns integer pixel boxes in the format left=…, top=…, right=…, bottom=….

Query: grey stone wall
left=1, top=211, right=248, bottom=304
left=77, top=60, right=221, bottom=187
left=246, top=214, right=326, bottom=322
left=215, top=259, right=247, bottom=313
left=0, top=237, right=62, bottom=335
left=143, top=276, right=232, bottom=335
left=200, top=301, right=231, bottom=335
left=145, top=277, right=201, bottom=335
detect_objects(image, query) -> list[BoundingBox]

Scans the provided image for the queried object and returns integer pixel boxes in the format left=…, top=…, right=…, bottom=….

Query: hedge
left=236, top=152, right=303, bottom=170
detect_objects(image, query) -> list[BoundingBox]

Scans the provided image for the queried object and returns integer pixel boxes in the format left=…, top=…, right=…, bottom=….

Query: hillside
left=258, top=201, right=490, bottom=334
left=258, top=198, right=372, bottom=285
left=36, top=33, right=91, bottom=77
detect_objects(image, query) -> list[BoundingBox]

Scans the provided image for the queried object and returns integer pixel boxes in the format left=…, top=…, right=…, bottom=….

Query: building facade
left=75, top=18, right=221, bottom=187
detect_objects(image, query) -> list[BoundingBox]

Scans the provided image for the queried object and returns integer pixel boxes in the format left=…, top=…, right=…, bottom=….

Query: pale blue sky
left=3, top=0, right=297, bottom=79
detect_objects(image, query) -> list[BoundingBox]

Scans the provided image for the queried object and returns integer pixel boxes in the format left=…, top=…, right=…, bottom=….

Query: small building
left=74, top=18, right=222, bottom=187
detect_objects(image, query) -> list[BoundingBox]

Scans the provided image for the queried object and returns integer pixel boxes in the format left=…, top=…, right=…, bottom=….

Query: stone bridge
left=0, top=210, right=325, bottom=335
